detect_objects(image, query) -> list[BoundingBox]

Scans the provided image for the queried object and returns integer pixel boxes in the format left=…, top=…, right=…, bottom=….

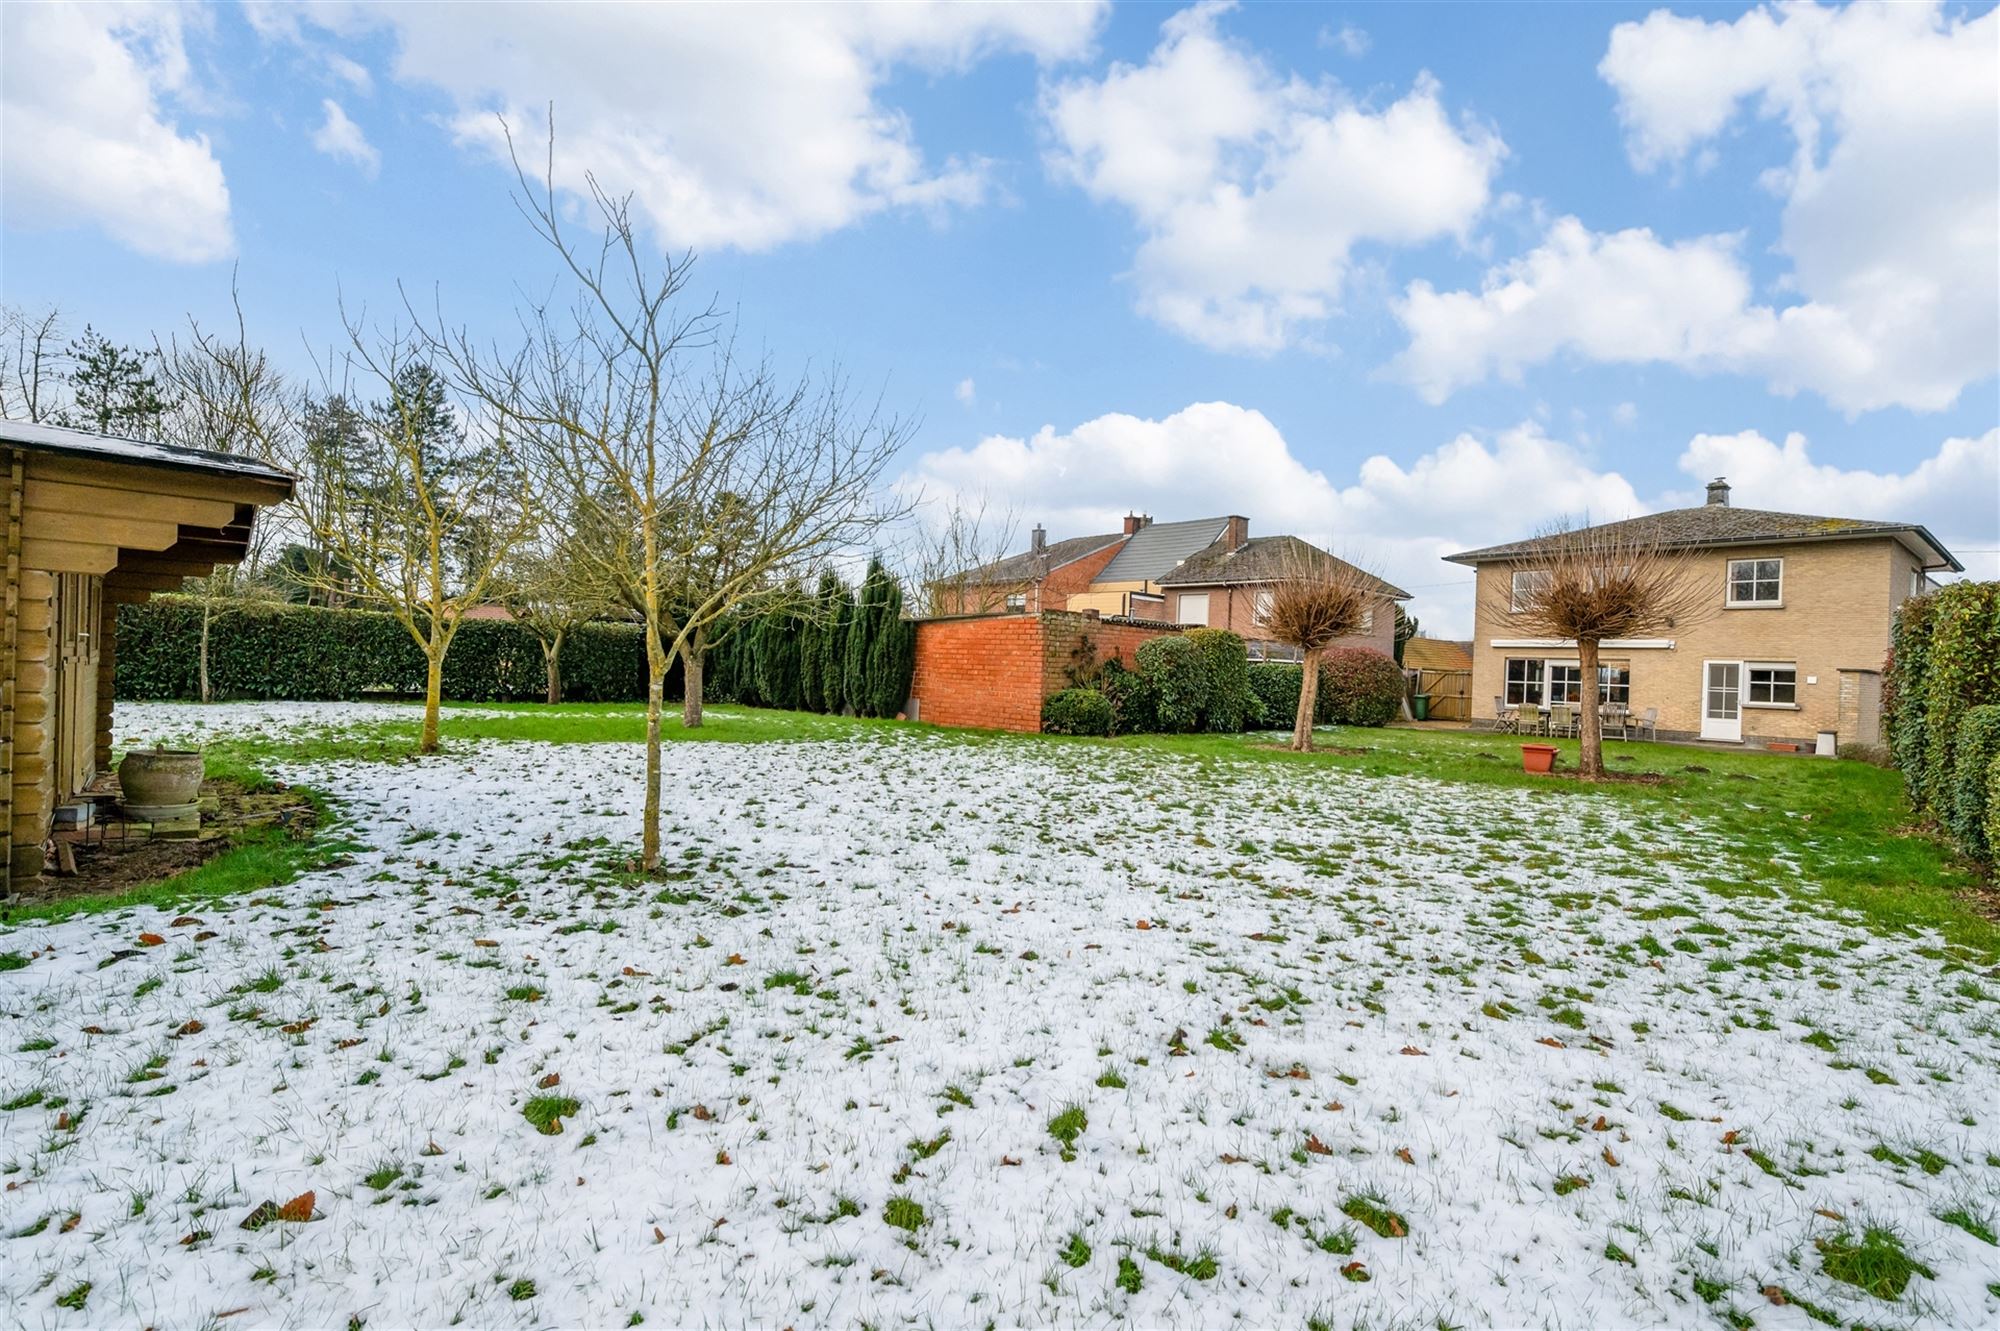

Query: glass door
left=1701, top=660, right=1742, bottom=742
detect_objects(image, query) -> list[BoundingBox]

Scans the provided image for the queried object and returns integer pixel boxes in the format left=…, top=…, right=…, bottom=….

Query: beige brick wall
left=1467, top=537, right=1918, bottom=744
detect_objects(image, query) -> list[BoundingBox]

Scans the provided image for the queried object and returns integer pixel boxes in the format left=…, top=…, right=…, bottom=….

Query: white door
left=1701, top=660, right=1743, bottom=742
left=1177, top=593, right=1209, bottom=626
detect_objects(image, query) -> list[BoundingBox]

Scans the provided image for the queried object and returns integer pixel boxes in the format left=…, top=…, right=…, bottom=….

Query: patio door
left=1701, top=660, right=1743, bottom=742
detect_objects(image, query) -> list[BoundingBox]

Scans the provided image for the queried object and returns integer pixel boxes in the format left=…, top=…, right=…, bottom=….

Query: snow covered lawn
left=3, top=702, right=1997, bottom=1329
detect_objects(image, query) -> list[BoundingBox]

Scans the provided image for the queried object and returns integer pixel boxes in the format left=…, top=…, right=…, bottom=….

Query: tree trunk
left=418, top=646, right=444, bottom=754
left=682, top=626, right=707, bottom=728
left=1577, top=636, right=1603, bottom=779
left=643, top=667, right=664, bottom=871
left=198, top=600, right=213, bottom=705
left=542, top=631, right=564, bottom=705
left=1291, top=657, right=1320, bottom=752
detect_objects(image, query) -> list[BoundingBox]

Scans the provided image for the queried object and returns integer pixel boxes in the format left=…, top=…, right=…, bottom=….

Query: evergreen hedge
left=1949, top=705, right=2000, bottom=862
left=1886, top=581, right=2000, bottom=858
left=1042, top=687, right=1114, bottom=736
left=1187, top=628, right=1259, bottom=731
left=113, top=597, right=648, bottom=702
left=1318, top=648, right=1404, bottom=727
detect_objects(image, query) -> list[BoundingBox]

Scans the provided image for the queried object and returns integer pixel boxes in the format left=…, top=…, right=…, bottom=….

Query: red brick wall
left=910, top=610, right=1183, bottom=733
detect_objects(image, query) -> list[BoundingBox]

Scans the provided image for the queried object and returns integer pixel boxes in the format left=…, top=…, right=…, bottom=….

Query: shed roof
left=1444, top=502, right=1961, bottom=572
left=1094, top=516, right=1233, bottom=583
left=1402, top=637, right=1473, bottom=671
left=1157, top=534, right=1411, bottom=599
left=0, top=418, right=296, bottom=491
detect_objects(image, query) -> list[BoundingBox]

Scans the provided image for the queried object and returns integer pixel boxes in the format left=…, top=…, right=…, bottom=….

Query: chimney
left=1223, top=515, right=1249, bottom=548
left=1123, top=512, right=1151, bottom=536
left=1031, top=524, right=1046, bottom=555
left=1705, top=477, right=1731, bottom=507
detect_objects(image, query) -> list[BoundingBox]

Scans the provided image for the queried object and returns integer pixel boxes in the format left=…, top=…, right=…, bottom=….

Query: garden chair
left=1637, top=707, right=1658, bottom=741
left=1602, top=703, right=1629, bottom=740
left=1494, top=695, right=1516, bottom=733
left=1516, top=703, right=1544, bottom=737
left=1547, top=703, right=1576, bottom=738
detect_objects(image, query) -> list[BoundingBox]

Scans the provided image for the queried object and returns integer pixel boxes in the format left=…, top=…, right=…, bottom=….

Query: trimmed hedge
left=1042, top=687, right=1113, bottom=736
left=1187, top=628, right=1259, bottom=732
left=1248, top=662, right=1301, bottom=730
left=1988, top=752, right=2000, bottom=868
left=1135, top=636, right=1209, bottom=733
left=1950, top=705, right=2000, bottom=861
left=1887, top=582, right=2000, bottom=855
left=114, top=596, right=648, bottom=702
left=1318, top=647, right=1404, bottom=727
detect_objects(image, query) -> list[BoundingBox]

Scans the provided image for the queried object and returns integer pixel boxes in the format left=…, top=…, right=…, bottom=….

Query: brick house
left=927, top=524, right=1127, bottom=616
left=1445, top=478, right=1963, bottom=748
left=1154, top=533, right=1406, bottom=660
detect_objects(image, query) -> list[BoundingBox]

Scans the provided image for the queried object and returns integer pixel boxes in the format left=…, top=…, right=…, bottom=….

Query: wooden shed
left=0, top=420, right=294, bottom=891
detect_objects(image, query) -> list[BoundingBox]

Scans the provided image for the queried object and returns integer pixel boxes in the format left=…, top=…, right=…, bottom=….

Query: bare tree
left=499, top=514, right=615, bottom=705
left=1, top=305, right=66, bottom=422
left=1494, top=521, right=1714, bottom=778
left=1261, top=541, right=1384, bottom=752
left=289, top=326, right=530, bottom=753
left=433, top=121, right=909, bottom=867
left=905, top=494, right=1020, bottom=616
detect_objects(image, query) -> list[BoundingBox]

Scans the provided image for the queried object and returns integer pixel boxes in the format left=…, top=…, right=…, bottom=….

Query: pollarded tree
left=1497, top=521, right=1713, bottom=779
left=1262, top=541, right=1383, bottom=752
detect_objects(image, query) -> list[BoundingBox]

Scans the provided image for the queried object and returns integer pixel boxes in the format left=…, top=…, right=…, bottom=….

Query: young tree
left=907, top=495, right=1020, bottom=616
left=1497, top=522, right=1713, bottom=778
left=1262, top=541, right=1383, bottom=752
left=63, top=325, right=175, bottom=436
left=2, top=305, right=66, bottom=422
left=499, top=521, right=614, bottom=704
left=289, top=334, right=529, bottom=753
left=435, top=123, right=910, bottom=867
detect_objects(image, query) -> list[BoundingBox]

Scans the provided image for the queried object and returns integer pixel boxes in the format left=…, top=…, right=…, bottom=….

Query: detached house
left=1445, top=478, right=1963, bottom=748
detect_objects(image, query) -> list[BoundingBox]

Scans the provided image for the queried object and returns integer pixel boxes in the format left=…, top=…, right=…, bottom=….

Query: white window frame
left=1503, top=657, right=1545, bottom=707
left=1726, top=557, right=1783, bottom=607
left=1003, top=592, right=1027, bottom=612
left=1744, top=661, right=1799, bottom=708
left=1510, top=570, right=1550, bottom=612
left=1253, top=589, right=1274, bottom=625
left=1360, top=606, right=1375, bottom=633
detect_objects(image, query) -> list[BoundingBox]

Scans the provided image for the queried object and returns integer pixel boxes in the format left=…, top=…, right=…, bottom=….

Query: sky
left=2, top=0, right=1996, bottom=635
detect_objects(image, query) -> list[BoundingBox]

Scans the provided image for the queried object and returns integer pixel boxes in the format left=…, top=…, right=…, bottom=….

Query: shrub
left=1949, top=705, right=2000, bottom=860
left=1987, top=752, right=2000, bottom=869
left=1918, top=582, right=2000, bottom=821
left=1248, top=662, right=1302, bottom=731
left=1098, top=658, right=1154, bottom=736
left=1886, top=597, right=1935, bottom=810
left=1042, top=688, right=1113, bottom=737
left=1186, top=628, right=1257, bottom=731
left=1136, top=635, right=1209, bottom=733
left=1318, top=647, right=1404, bottom=727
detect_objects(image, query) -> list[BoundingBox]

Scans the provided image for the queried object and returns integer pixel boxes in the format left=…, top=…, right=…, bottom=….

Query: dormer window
left=1726, top=558, right=1782, bottom=606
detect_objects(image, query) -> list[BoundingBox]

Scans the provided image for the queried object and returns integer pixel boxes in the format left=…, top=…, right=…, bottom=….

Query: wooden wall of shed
left=9, top=568, right=54, bottom=881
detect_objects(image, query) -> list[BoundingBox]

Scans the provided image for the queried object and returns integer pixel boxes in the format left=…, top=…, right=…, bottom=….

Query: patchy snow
left=2, top=702, right=1996, bottom=1329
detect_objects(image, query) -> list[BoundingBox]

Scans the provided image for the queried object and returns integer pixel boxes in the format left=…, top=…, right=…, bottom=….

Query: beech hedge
left=113, top=596, right=648, bottom=703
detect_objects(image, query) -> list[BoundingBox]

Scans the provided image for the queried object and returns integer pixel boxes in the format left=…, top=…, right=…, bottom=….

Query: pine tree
left=64, top=326, right=173, bottom=438
left=844, top=558, right=890, bottom=716
left=866, top=572, right=913, bottom=718
left=823, top=579, right=854, bottom=714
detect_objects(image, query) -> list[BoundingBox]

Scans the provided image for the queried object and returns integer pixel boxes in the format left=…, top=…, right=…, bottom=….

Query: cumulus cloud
left=0, top=2, right=232, bottom=262
left=310, top=99, right=379, bottom=176
left=270, top=1, right=1104, bottom=252
left=953, top=377, right=977, bottom=406
left=1042, top=2, right=1503, bottom=352
left=900, top=404, right=1996, bottom=633
left=1394, top=2, right=1998, bottom=413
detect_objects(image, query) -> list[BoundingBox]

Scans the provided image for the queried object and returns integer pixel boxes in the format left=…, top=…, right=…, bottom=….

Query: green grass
left=883, top=1195, right=925, bottom=1232
left=1817, top=1226, right=1934, bottom=1299
left=1047, top=1103, right=1087, bottom=1160
left=522, top=1095, right=580, bottom=1134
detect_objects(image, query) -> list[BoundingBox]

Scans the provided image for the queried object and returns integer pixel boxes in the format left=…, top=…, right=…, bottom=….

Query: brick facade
left=931, top=539, right=1125, bottom=616
left=1160, top=583, right=1398, bottom=658
left=909, top=610, right=1184, bottom=733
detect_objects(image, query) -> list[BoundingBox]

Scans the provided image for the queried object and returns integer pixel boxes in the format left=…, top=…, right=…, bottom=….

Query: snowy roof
left=0, top=418, right=295, bottom=491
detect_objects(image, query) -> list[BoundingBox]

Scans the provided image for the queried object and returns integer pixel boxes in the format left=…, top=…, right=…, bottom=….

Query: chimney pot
left=1705, top=477, right=1731, bottom=507
left=1122, top=512, right=1147, bottom=535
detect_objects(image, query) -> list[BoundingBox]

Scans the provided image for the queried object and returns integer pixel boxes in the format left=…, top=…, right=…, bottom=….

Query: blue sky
left=2, top=0, right=1995, bottom=632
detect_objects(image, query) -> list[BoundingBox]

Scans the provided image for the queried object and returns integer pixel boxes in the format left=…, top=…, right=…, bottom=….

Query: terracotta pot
left=118, top=749, right=204, bottom=808
left=1521, top=743, right=1559, bottom=774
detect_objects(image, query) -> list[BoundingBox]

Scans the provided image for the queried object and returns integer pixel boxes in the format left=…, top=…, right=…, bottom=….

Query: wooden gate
left=52, top=573, right=101, bottom=801
left=1415, top=667, right=1470, bottom=722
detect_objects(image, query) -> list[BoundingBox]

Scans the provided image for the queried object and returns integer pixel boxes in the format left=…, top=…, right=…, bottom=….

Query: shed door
left=52, top=573, right=102, bottom=800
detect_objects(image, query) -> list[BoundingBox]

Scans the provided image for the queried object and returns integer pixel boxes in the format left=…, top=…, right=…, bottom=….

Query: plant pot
left=118, top=748, right=204, bottom=811
left=1521, top=743, right=1559, bottom=774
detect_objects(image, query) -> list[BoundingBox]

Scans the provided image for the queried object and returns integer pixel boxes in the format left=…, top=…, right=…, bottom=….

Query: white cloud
left=325, top=53, right=372, bottom=94
left=0, top=2, right=232, bottom=262
left=954, top=377, right=977, bottom=406
left=274, top=1, right=1105, bottom=252
left=1396, top=2, right=1998, bottom=413
left=901, top=403, right=1996, bottom=633
left=310, top=99, right=379, bottom=177
left=1612, top=401, right=1638, bottom=426
left=1321, top=23, right=1370, bottom=58
left=1042, top=2, right=1503, bottom=352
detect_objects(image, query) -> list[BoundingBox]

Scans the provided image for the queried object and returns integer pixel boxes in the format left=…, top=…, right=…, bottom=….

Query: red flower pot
left=1521, top=743, right=1559, bottom=773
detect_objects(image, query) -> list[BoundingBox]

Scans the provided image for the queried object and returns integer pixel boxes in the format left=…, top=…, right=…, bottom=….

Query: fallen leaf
left=1324, top=1101, right=1344, bottom=1112
left=691, top=1104, right=713, bottom=1121
left=169, top=916, right=202, bottom=928
left=538, top=1072, right=561, bottom=1089
left=1399, top=1046, right=1427, bottom=1056
left=1763, top=1287, right=1788, bottom=1306
left=1591, top=1115, right=1609, bottom=1132
left=1536, top=1036, right=1567, bottom=1049
left=173, top=1020, right=204, bottom=1038
left=1602, top=1148, right=1620, bottom=1167
left=278, top=1191, right=315, bottom=1222
left=724, top=953, right=747, bottom=966
left=1395, top=1147, right=1415, bottom=1165
left=474, top=939, right=499, bottom=948
left=1305, top=1135, right=1333, bottom=1156
left=1814, top=1207, right=1844, bottom=1222
left=59, top=1212, right=80, bottom=1233
left=138, top=933, right=165, bottom=947
left=1000, top=1155, right=1022, bottom=1166
left=653, top=1226, right=666, bottom=1244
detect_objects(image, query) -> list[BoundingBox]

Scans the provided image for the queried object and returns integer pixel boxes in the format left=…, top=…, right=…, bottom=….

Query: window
left=1727, top=558, right=1783, bottom=605
left=1177, top=592, right=1210, bottom=626
left=1746, top=663, right=1797, bottom=706
left=1360, top=606, right=1375, bottom=632
left=1004, top=592, right=1027, bottom=612
left=1503, top=657, right=1544, bottom=706
left=1547, top=662, right=1630, bottom=706
left=1547, top=663, right=1585, bottom=705
left=1510, top=570, right=1550, bottom=612
left=1253, top=589, right=1273, bottom=624
left=1598, top=665, right=1632, bottom=706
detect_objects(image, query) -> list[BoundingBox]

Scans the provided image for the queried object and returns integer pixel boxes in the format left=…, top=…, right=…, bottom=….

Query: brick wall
left=1163, top=583, right=1399, bottom=657
left=910, top=610, right=1183, bottom=733
left=930, top=540, right=1126, bottom=616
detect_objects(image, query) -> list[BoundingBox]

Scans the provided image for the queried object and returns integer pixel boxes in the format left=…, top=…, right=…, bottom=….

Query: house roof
left=1094, top=516, right=1233, bottom=583
left=1156, top=534, right=1412, bottom=599
left=1403, top=636, right=1472, bottom=670
left=955, top=532, right=1125, bottom=586
left=0, top=418, right=296, bottom=491
left=1444, top=502, right=1962, bottom=572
